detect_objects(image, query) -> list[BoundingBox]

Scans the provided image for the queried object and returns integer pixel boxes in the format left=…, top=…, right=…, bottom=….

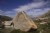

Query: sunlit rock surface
left=4, top=21, right=13, bottom=28
left=12, top=11, right=37, bottom=31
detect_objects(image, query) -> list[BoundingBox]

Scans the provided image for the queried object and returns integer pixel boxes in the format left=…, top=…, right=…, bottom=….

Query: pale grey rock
left=12, top=11, right=37, bottom=31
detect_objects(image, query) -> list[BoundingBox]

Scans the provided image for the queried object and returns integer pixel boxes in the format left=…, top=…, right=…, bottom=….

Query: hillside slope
left=0, top=15, right=12, bottom=21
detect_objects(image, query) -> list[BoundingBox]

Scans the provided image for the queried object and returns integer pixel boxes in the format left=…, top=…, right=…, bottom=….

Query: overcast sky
left=0, top=0, right=50, bottom=17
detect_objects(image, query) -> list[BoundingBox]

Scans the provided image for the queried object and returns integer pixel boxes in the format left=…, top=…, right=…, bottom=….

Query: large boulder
left=12, top=11, right=37, bottom=31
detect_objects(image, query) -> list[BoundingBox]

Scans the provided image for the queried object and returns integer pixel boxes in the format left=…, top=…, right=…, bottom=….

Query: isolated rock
left=12, top=11, right=37, bottom=31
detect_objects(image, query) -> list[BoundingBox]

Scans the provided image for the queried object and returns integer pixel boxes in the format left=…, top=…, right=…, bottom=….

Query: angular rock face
left=12, top=11, right=37, bottom=31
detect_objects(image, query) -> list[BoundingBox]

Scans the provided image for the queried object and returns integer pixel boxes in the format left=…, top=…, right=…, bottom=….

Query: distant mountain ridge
left=40, top=11, right=50, bottom=18
left=0, top=15, right=12, bottom=21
